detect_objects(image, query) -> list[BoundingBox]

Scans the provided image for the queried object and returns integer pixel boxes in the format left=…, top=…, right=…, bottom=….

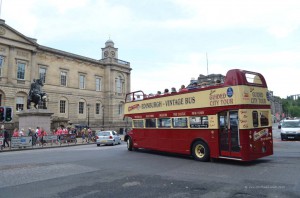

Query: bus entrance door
left=219, top=111, right=241, bottom=158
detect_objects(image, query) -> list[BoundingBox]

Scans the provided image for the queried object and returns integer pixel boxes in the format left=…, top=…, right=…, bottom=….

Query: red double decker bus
left=124, top=69, right=273, bottom=162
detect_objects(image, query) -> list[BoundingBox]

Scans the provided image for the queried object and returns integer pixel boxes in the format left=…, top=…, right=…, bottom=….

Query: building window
left=39, top=67, right=46, bottom=83
left=0, top=56, right=3, bottom=77
left=16, top=96, right=24, bottom=111
left=96, top=77, right=101, bottom=91
left=96, top=103, right=100, bottom=114
left=0, top=94, right=2, bottom=106
left=60, top=71, right=67, bottom=86
left=116, top=76, right=123, bottom=94
left=60, top=100, right=66, bottom=113
left=79, top=102, right=84, bottom=114
left=38, top=99, right=47, bottom=109
left=17, top=62, right=26, bottom=80
left=118, top=103, right=123, bottom=115
left=79, top=75, right=85, bottom=89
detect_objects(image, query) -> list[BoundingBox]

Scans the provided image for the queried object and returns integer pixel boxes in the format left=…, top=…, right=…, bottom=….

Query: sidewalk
left=0, top=138, right=95, bottom=152
left=1, top=135, right=125, bottom=152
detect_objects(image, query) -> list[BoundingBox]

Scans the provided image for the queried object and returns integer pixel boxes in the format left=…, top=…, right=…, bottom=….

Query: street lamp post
left=102, top=105, right=105, bottom=130
left=87, top=104, right=90, bottom=127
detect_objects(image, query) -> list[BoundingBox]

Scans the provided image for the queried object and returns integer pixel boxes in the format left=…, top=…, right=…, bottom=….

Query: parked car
left=95, top=131, right=122, bottom=146
left=279, top=119, right=300, bottom=140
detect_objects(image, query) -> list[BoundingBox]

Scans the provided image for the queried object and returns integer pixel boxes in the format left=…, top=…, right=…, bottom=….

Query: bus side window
left=145, top=119, right=156, bottom=128
left=133, top=120, right=144, bottom=128
left=252, top=111, right=259, bottom=127
left=260, top=111, right=269, bottom=126
left=189, top=116, right=208, bottom=128
left=172, top=117, right=188, bottom=128
left=158, top=118, right=171, bottom=128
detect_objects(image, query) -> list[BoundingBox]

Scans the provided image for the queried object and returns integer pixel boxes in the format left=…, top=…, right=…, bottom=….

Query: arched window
left=116, top=75, right=122, bottom=94
left=115, top=74, right=125, bottom=95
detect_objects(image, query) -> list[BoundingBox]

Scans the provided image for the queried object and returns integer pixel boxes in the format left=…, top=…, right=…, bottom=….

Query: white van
left=279, top=119, right=300, bottom=140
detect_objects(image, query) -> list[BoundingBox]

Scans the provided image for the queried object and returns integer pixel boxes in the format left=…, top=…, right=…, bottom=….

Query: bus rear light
left=109, top=136, right=113, bottom=139
left=250, top=144, right=252, bottom=148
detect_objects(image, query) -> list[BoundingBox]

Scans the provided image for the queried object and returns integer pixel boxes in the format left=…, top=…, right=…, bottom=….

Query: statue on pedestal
left=27, top=78, right=47, bottom=109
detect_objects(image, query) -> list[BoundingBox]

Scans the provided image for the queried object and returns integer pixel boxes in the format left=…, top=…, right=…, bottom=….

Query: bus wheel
left=127, top=137, right=133, bottom=151
left=192, top=141, right=210, bottom=162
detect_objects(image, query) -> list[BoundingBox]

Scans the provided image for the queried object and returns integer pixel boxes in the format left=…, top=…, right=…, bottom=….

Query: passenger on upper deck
left=171, top=87, right=177, bottom=94
left=156, top=91, right=162, bottom=96
left=187, top=82, right=198, bottom=90
left=164, top=89, right=170, bottom=94
left=179, top=85, right=188, bottom=92
left=214, top=79, right=221, bottom=85
left=148, top=93, right=154, bottom=97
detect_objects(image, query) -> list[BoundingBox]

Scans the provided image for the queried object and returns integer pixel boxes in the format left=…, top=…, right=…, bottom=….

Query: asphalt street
left=0, top=124, right=299, bottom=198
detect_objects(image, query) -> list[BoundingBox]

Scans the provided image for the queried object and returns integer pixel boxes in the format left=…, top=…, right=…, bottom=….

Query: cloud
left=2, top=0, right=299, bottom=99
left=164, top=0, right=300, bottom=38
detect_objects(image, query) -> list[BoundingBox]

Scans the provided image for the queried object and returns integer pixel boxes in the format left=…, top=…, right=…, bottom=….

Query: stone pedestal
left=17, top=109, right=54, bottom=133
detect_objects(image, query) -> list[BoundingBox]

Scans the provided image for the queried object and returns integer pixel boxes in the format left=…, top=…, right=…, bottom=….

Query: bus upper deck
left=124, top=69, right=271, bottom=117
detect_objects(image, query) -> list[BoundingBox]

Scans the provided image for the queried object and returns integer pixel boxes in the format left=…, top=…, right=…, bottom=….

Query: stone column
left=7, top=46, right=15, bottom=84
left=30, top=51, right=37, bottom=82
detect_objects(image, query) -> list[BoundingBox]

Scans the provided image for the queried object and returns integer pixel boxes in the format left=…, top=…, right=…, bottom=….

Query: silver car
left=96, top=131, right=122, bottom=146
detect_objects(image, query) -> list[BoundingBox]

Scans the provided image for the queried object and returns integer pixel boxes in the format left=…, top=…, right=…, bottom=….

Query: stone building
left=0, top=19, right=131, bottom=132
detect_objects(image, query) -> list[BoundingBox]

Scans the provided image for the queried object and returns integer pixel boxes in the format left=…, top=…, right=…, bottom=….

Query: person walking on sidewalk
left=1, top=125, right=10, bottom=148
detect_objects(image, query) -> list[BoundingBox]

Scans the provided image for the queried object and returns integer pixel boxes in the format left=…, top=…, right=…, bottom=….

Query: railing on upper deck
left=124, top=69, right=268, bottom=103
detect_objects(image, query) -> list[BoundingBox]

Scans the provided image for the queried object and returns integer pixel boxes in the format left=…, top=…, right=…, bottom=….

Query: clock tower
left=102, top=39, right=118, bottom=59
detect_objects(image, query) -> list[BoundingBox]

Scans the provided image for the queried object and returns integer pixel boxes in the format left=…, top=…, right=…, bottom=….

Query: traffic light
left=5, top=107, right=12, bottom=122
left=0, top=107, right=4, bottom=122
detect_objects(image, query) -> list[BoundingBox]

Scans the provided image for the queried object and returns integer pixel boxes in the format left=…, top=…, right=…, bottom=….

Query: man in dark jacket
left=1, top=125, right=9, bottom=148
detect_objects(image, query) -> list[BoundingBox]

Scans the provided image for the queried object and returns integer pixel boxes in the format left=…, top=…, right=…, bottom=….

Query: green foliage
left=282, top=98, right=300, bottom=117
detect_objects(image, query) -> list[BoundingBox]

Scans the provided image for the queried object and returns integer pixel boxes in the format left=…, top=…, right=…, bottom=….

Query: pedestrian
left=27, top=128, right=33, bottom=136
left=12, top=128, right=19, bottom=137
left=1, top=125, right=10, bottom=148
left=81, top=128, right=86, bottom=143
left=35, top=127, right=40, bottom=146
left=40, top=128, right=47, bottom=146
left=87, top=128, right=92, bottom=143
left=19, top=128, right=25, bottom=137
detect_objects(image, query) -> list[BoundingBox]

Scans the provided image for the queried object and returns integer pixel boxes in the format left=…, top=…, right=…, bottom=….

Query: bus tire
left=127, top=137, right=133, bottom=151
left=192, top=140, right=210, bottom=162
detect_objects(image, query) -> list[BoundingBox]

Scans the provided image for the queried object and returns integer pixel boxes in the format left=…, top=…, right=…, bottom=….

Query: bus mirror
left=278, top=125, right=281, bottom=129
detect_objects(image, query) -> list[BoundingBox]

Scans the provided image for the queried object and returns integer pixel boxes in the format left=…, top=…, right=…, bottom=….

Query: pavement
left=1, top=135, right=126, bottom=152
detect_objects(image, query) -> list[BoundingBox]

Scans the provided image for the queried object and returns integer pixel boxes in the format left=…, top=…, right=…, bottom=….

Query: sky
left=1, top=0, right=300, bottom=98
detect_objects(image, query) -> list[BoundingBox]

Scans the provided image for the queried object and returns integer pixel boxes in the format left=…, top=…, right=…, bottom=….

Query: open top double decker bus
left=123, top=69, right=273, bottom=162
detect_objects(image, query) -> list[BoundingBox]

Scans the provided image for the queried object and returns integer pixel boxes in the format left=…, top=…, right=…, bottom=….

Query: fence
left=0, top=134, right=95, bottom=151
